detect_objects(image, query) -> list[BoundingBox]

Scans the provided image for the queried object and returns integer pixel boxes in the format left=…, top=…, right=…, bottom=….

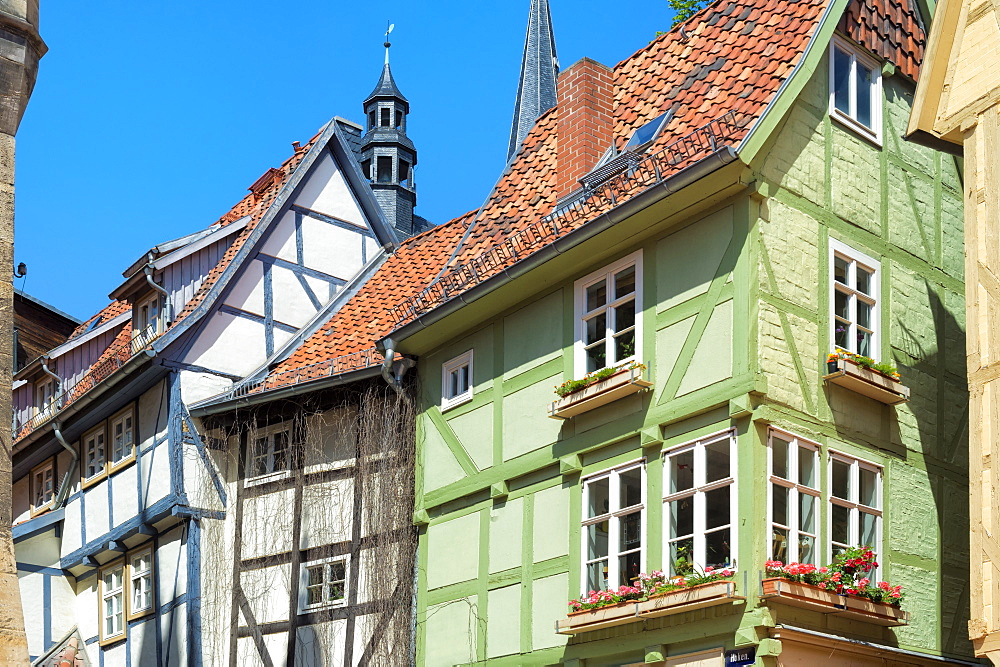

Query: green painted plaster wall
left=412, top=37, right=970, bottom=667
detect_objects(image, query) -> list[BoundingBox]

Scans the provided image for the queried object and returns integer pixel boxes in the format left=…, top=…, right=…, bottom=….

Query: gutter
left=13, top=350, right=156, bottom=455
left=774, top=625, right=982, bottom=666
left=189, top=364, right=384, bottom=417
left=377, top=146, right=739, bottom=352
left=51, top=422, right=76, bottom=507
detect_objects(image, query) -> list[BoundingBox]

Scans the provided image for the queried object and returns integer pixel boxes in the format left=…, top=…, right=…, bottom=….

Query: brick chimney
left=556, top=57, right=614, bottom=201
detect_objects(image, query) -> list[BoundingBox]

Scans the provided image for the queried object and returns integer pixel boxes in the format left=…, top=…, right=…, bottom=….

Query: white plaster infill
left=555, top=580, right=743, bottom=635
left=548, top=366, right=653, bottom=419
left=823, top=357, right=910, bottom=405
left=760, top=578, right=909, bottom=627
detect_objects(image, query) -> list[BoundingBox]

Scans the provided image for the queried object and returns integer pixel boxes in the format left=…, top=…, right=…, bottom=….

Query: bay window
left=768, top=429, right=820, bottom=565
left=830, top=452, right=882, bottom=562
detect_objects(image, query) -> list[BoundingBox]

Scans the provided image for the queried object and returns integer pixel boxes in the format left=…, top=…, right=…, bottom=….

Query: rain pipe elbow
left=52, top=422, right=77, bottom=507
left=144, top=252, right=172, bottom=325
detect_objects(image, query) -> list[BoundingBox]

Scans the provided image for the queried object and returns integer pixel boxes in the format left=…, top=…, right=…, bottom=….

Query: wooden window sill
left=548, top=367, right=653, bottom=420
left=823, top=358, right=909, bottom=405
left=760, top=578, right=909, bottom=627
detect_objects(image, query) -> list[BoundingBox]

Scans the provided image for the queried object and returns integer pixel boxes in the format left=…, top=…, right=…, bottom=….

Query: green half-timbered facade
left=385, top=0, right=977, bottom=664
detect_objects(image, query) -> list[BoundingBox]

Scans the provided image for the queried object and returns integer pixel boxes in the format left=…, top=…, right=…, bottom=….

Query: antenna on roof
left=385, top=22, right=395, bottom=65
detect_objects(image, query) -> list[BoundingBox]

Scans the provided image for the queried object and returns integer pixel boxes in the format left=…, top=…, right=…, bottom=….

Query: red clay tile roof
left=66, top=300, right=129, bottom=341
left=253, top=210, right=476, bottom=391
left=839, top=0, right=925, bottom=81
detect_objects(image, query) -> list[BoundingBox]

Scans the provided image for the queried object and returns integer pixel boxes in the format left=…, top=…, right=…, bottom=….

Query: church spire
left=507, top=0, right=559, bottom=162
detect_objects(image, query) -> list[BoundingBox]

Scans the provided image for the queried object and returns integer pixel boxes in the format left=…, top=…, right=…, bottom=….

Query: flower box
left=823, top=357, right=909, bottom=405
left=555, top=581, right=743, bottom=635
left=760, top=578, right=909, bottom=627
left=548, top=367, right=653, bottom=419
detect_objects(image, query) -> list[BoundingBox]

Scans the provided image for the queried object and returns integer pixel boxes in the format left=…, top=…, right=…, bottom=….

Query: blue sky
left=15, top=1, right=676, bottom=320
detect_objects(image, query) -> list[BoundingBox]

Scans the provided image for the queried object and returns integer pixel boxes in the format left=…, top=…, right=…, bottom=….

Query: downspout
left=144, top=252, right=172, bottom=326
left=380, top=338, right=415, bottom=395
left=51, top=422, right=76, bottom=507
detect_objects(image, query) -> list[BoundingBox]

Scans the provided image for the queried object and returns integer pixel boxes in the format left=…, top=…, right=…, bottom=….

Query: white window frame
left=828, top=451, right=883, bottom=574
left=127, top=545, right=155, bottom=620
left=30, top=458, right=56, bottom=516
left=829, top=239, right=880, bottom=360
left=298, top=555, right=349, bottom=613
left=99, top=560, right=126, bottom=645
left=574, top=250, right=643, bottom=378
left=35, top=378, right=55, bottom=417
left=663, top=430, right=738, bottom=576
left=441, top=350, right=474, bottom=411
left=109, top=406, right=136, bottom=469
left=134, top=293, right=162, bottom=338
left=829, top=37, right=882, bottom=144
left=82, top=425, right=107, bottom=485
left=580, top=460, right=646, bottom=593
left=245, top=422, right=293, bottom=485
left=767, top=429, right=821, bottom=565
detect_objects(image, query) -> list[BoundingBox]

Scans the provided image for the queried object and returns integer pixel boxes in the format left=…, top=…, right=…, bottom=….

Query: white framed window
left=35, top=379, right=55, bottom=416
left=134, top=294, right=162, bottom=338
left=829, top=452, right=882, bottom=566
left=299, top=555, right=349, bottom=613
left=441, top=350, right=474, bottom=411
left=100, top=561, right=126, bottom=644
left=830, top=239, right=880, bottom=359
left=574, top=251, right=642, bottom=377
left=30, top=459, right=56, bottom=515
left=127, top=546, right=154, bottom=619
left=82, top=426, right=107, bottom=483
left=581, top=461, right=645, bottom=592
left=768, top=429, right=820, bottom=565
left=110, top=407, right=135, bottom=467
left=246, top=422, right=293, bottom=483
left=829, top=37, right=882, bottom=143
left=663, top=430, right=737, bottom=576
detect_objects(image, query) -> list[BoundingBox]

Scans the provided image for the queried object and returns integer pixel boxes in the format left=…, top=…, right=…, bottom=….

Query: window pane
left=307, top=565, right=324, bottom=586
left=586, top=344, right=606, bottom=373
left=860, top=468, right=878, bottom=508
left=669, top=538, right=694, bottom=575
left=613, top=330, right=635, bottom=362
left=619, top=550, right=641, bottom=585
left=614, top=266, right=636, bottom=299
left=772, top=526, right=789, bottom=561
left=307, top=585, right=323, bottom=605
left=833, top=48, right=852, bottom=114
left=705, top=486, right=730, bottom=530
left=859, top=511, right=878, bottom=547
left=668, top=450, right=694, bottom=493
left=857, top=267, right=873, bottom=295
left=856, top=62, right=874, bottom=128
left=587, top=478, right=610, bottom=517
left=614, top=300, right=635, bottom=333
left=857, top=301, right=872, bottom=329
left=834, top=256, right=849, bottom=285
left=668, top=498, right=694, bottom=538
left=705, top=439, right=730, bottom=483
left=772, top=485, right=789, bottom=526
left=328, top=583, right=345, bottom=600
left=772, top=436, right=789, bottom=479
left=586, top=560, right=608, bottom=592
left=330, top=561, right=346, bottom=583
left=587, top=522, right=609, bottom=560
left=585, top=313, right=606, bottom=345
left=835, top=290, right=850, bottom=320
left=799, top=493, right=816, bottom=533
left=586, top=281, right=607, bottom=311
left=835, top=319, right=850, bottom=349
left=799, top=534, right=816, bottom=565
left=273, top=432, right=288, bottom=472
left=705, top=528, right=731, bottom=569
left=832, top=460, right=851, bottom=499
left=831, top=504, right=850, bottom=544
left=620, top=468, right=642, bottom=508
left=619, top=512, right=641, bottom=553
left=857, top=329, right=872, bottom=357
left=798, top=447, right=816, bottom=487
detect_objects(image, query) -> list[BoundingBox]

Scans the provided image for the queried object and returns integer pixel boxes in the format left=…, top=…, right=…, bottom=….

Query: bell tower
left=360, top=28, right=418, bottom=240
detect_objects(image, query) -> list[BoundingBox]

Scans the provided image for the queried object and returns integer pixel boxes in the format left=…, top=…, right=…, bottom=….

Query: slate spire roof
left=507, top=0, right=559, bottom=162
left=365, top=63, right=409, bottom=106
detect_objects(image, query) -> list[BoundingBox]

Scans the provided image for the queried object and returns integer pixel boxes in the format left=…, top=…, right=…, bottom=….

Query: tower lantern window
left=380, top=108, right=391, bottom=127
left=395, top=110, right=404, bottom=130
left=377, top=156, right=393, bottom=183
left=368, top=111, right=376, bottom=130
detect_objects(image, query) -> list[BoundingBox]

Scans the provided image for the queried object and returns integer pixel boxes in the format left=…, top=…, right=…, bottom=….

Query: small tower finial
left=384, top=22, right=394, bottom=65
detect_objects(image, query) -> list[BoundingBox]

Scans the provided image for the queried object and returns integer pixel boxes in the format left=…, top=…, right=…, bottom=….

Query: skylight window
left=624, top=111, right=672, bottom=151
